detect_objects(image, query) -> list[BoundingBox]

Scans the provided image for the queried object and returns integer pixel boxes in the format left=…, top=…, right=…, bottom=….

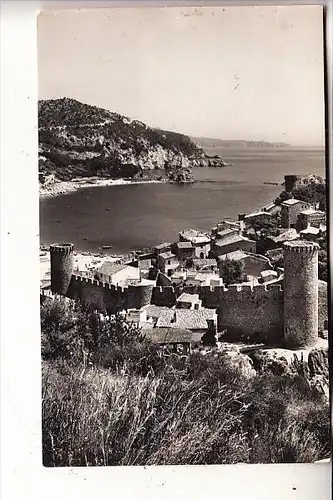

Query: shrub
left=219, top=258, right=247, bottom=286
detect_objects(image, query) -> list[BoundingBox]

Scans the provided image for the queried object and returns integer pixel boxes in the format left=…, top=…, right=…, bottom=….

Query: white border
left=0, top=1, right=331, bottom=499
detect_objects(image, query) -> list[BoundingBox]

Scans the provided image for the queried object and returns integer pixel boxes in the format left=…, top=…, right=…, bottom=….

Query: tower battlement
left=71, top=273, right=126, bottom=292
left=50, top=243, right=74, bottom=255
left=284, top=240, right=319, bottom=254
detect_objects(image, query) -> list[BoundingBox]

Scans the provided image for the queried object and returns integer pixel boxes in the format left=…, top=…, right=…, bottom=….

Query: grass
left=42, top=358, right=330, bottom=466
left=41, top=298, right=331, bottom=466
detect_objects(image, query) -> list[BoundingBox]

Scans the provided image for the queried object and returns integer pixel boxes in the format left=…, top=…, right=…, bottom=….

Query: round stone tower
left=50, top=243, right=74, bottom=295
left=283, top=240, right=319, bottom=348
left=127, top=283, right=154, bottom=309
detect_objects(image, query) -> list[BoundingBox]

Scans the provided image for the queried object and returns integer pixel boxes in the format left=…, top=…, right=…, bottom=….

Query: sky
left=38, top=6, right=325, bottom=146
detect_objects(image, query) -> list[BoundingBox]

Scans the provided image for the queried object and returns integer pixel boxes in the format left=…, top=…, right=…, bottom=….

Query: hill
left=38, top=98, right=226, bottom=185
left=192, top=137, right=291, bottom=149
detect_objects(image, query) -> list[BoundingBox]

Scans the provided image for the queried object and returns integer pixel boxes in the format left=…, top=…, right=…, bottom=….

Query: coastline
left=39, top=177, right=169, bottom=199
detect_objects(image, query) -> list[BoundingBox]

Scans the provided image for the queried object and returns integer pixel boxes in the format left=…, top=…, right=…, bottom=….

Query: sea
left=40, top=148, right=325, bottom=255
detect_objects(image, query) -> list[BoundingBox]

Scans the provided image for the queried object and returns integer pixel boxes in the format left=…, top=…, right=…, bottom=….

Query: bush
left=219, top=258, right=247, bottom=286
left=41, top=301, right=330, bottom=466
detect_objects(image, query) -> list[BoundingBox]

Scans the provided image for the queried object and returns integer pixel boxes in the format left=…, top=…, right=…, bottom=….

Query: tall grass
left=41, top=298, right=331, bottom=466
left=42, top=358, right=330, bottom=466
left=42, top=360, right=251, bottom=466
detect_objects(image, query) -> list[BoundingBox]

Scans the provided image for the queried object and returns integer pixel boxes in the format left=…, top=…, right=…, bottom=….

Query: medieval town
left=40, top=174, right=328, bottom=354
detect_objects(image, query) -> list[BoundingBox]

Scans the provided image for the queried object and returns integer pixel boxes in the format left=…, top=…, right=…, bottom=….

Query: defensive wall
left=48, top=241, right=328, bottom=347
left=152, top=283, right=284, bottom=343
left=67, top=274, right=154, bottom=311
left=52, top=271, right=328, bottom=345
left=151, top=279, right=327, bottom=344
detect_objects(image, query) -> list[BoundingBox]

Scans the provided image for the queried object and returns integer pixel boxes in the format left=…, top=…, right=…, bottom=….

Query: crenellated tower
left=50, top=243, right=74, bottom=295
left=283, top=240, right=319, bottom=348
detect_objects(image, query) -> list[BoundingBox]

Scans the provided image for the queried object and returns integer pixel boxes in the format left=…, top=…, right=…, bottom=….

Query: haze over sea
left=40, top=148, right=325, bottom=255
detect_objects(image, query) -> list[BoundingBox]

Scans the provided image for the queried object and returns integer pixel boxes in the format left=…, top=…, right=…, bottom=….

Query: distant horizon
left=38, top=6, right=325, bottom=147
left=39, top=95, right=325, bottom=149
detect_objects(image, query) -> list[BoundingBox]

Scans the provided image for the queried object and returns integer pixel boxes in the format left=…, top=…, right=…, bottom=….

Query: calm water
left=40, top=148, right=325, bottom=254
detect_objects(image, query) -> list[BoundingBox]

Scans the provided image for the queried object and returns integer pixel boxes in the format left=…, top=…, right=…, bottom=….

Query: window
left=200, top=252, right=204, bottom=259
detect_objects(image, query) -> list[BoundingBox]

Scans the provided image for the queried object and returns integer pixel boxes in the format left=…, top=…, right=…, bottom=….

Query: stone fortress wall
left=47, top=241, right=328, bottom=348
left=67, top=274, right=154, bottom=311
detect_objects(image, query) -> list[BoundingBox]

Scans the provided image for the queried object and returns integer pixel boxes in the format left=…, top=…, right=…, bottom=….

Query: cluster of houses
left=41, top=176, right=327, bottom=354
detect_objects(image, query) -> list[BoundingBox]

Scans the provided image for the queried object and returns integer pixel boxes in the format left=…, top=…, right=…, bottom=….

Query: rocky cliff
left=39, top=98, right=226, bottom=185
left=210, top=342, right=330, bottom=401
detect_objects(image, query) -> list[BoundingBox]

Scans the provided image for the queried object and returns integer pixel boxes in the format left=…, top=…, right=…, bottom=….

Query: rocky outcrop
left=38, top=98, right=224, bottom=185
left=205, top=342, right=330, bottom=400
left=249, top=346, right=329, bottom=400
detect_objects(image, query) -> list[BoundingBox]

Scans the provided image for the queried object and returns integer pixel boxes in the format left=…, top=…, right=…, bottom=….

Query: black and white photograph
left=38, top=5, right=330, bottom=467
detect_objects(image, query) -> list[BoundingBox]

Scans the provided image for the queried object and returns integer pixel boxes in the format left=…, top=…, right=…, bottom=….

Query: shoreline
left=39, top=177, right=171, bottom=200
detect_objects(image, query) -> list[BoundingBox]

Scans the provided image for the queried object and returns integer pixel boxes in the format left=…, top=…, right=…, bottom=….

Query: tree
left=40, top=298, right=145, bottom=362
left=219, top=258, right=247, bottom=286
left=274, top=190, right=293, bottom=205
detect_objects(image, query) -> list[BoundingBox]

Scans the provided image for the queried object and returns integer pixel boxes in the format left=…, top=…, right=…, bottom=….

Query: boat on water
left=102, top=245, right=112, bottom=250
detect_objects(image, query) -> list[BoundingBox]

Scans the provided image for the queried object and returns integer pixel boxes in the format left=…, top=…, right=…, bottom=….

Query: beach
left=40, top=249, right=122, bottom=284
left=39, top=176, right=168, bottom=200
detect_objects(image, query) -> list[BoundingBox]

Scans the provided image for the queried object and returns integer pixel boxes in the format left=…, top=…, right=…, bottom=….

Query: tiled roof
left=159, top=251, right=176, bottom=260
left=143, top=328, right=195, bottom=344
left=245, top=211, right=271, bottom=219
left=216, top=228, right=237, bottom=238
left=215, top=235, right=253, bottom=247
left=300, top=227, right=320, bottom=235
left=155, top=242, right=172, bottom=250
left=177, top=293, right=200, bottom=303
left=281, top=198, right=304, bottom=206
left=268, top=229, right=298, bottom=243
left=180, top=229, right=210, bottom=244
left=218, top=250, right=248, bottom=261
left=139, top=259, right=152, bottom=271
left=156, top=308, right=216, bottom=330
left=261, top=269, right=278, bottom=278
left=177, top=241, right=193, bottom=249
left=192, top=258, right=217, bottom=268
left=97, top=261, right=127, bottom=276
left=143, top=305, right=170, bottom=319
left=300, top=208, right=317, bottom=215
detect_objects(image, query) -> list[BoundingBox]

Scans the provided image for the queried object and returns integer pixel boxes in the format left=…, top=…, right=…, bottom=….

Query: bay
left=39, top=148, right=325, bottom=255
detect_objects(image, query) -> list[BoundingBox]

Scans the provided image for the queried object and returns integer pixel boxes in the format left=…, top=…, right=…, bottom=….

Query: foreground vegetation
left=41, top=298, right=330, bottom=467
